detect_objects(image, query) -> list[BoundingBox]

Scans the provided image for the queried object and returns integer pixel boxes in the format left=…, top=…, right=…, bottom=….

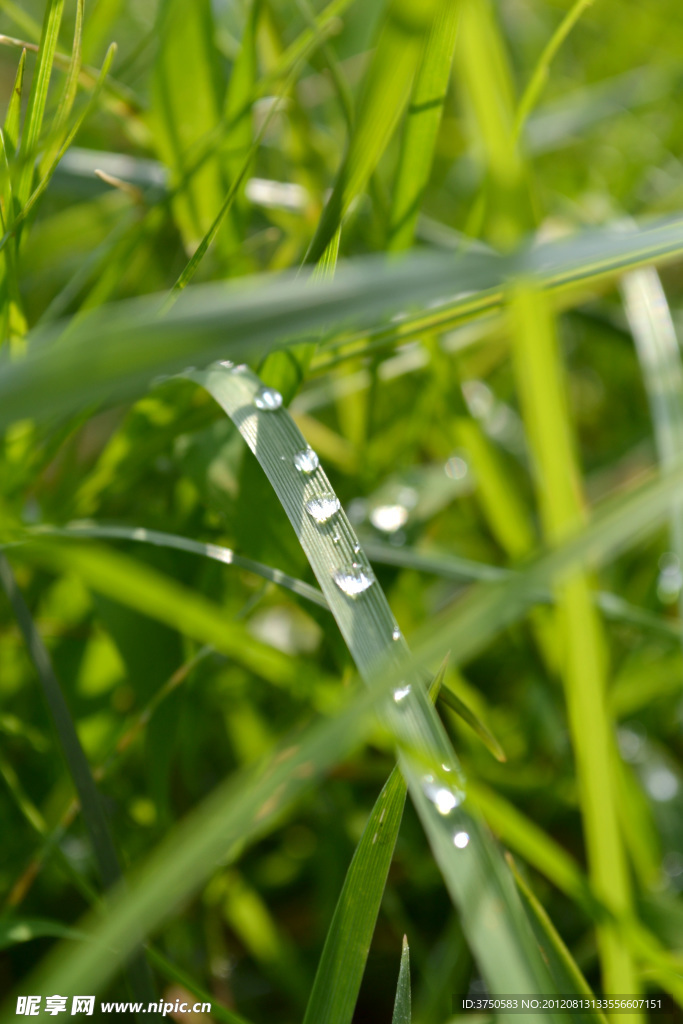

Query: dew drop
left=232, top=363, right=249, bottom=373
left=392, top=626, right=401, bottom=641
left=293, top=448, right=320, bottom=474
left=353, top=543, right=361, bottom=555
left=392, top=684, right=412, bottom=703
left=453, top=831, right=470, bottom=849
left=254, top=386, right=283, bottom=411
left=305, top=494, right=341, bottom=524
left=333, top=531, right=341, bottom=545
left=422, top=774, right=463, bottom=815
left=370, top=504, right=409, bottom=534
left=332, top=563, right=375, bottom=597
left=219, top=360, right=234, bottom=369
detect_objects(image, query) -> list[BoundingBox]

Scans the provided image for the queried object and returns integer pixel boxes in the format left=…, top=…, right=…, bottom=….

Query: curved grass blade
left=0, top=917, right=86, bottom=951
left=438, top=685, right=506, bottom=763
left=31, top=521, right=328, bottom=609
left=3, top=678, right=391, bottom=1008
left=387, top=1, right=460, bottom=250
left=187, top=363, right=561, bottom=1005
left=14, top=0, right=65, bottom=209
left=302, top=766, right=407, bottom=1024
left=392, top=936, right=411, bottom=1024
left=9, top=538, right=303, bottom=687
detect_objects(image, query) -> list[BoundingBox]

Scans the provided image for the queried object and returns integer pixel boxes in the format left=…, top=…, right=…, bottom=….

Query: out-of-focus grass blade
left=3, top=46, right=25, bottom=156
left=146, top=947, right=252, bottom=1024
left=514, top=0, right=596, bottom=138
left=5, top=678, right=390, bottom=1007
left=14, top=0, right=65, bottom=209
left=10, top=538, right=302, bottom=686
left=387, top=2, right=459, bottom=250
left=0, top=917, right=86, bottom=950
left=438, top=685, right=506, bottom=763
left=7, top=212, right=683, bottom=431
left=505, top=855, right=607, bottom=1024
left=391, top=936, right=411, bottom=1024
left=39, top=0, right=84, bottom=173
left=306, top=0, right=444, bottom=263
left=188, top=363, right=561, bottom=1006
left=302, top=766, right=407, bottom=1024
left=0, top=554, right=156, bottom=1008
left=31, top=521, right=328, bottom=609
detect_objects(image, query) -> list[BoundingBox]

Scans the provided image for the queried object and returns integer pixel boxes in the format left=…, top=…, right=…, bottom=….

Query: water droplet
left=333, top=531, right=341, bottom=544
left=232, top=364, right=249, bottom=374
left=453, top=831, right=470, bottom=849
left=293, top=448, right=320, bottom=474
left=392, top=684, right=412, bottom=703
left=444, top=455, right=469, bottom=481
left=422, top=774, right=463, bottom=815
left=254, top=386, right=283, bottom=411
left=219, top=360, right=234, bottom=369
left=392, top=626, right=401, bottom=641
left=333, top=563, right=375, bottom=597
left=305, top=494, right=340, bottom=524
left=370, top=504, right=409, bottom=534
left=353, top=543, right=361, bottom=554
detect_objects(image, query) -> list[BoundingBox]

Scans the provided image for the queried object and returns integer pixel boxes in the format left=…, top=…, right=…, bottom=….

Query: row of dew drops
left=236, top=365, right=470, bottom=850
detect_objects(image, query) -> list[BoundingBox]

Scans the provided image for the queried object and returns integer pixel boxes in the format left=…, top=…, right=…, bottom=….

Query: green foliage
left=0, top=0, right=683, bottom=1020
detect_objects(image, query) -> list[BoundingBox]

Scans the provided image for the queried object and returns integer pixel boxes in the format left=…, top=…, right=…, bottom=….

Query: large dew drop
left=332, top=563, right=375, bottom=597
left=392, top=684, right=412, bottom=703
left=453, top=831, right=470, bottom=849
left=293, top=448, right=320, bottom=474
left=422, top=774, right=463, bottom=816
left=254, top=386, right=283, bottom=411
left=305, top=494, right=340, bottom=524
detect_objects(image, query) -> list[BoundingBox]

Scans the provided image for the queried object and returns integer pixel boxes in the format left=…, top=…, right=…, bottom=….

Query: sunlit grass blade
left=39, top=0, right=84, bottom=174
left=34, top=522, right=327, bottom=609
left=392, top=936, right=411, bottom=1024
left=4, top=678, right=390, bottom=1007
left=387, top=1, right=459, bottom=250
left=14, top=0, right=65, bottom=209
left=302, top=766, right=407, bottom=1024
left=305, top=0, right=444, bottom=263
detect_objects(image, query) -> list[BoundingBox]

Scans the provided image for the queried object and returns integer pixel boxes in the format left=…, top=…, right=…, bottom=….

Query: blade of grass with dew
left=514, top=0, right=596, bottom=139
left=14, top=0, right=65, bottom=210
left=7, top=537, right=304, bottom=687
left=0, top=554, right=156, bottom=1009
left=509, top=282, right=639, bottom=999
left=39, top=0, right=84, bottom=174
left=387, top=0, right=459, bottom=251
left=9, top=210, right=683, bottom=431
left=505, top=855, right=607, bottom=1024
left=0, top=675, right=392, bottom=1008
left=392, top=936, right=411, bottom=1024
left=30, top=521, right=328, bottom=609
left=186, top=362, right=562, bottom=1007
left=305, top=0, right=445, bottom=263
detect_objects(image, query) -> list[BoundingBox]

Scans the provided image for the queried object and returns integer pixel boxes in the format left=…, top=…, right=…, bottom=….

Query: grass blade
left=15, top=0, right=65, bottom=209
left=387, top=1, right=459, bottom=250
left=302, top=766, right=407, bottom=1024
left=3, top=46, right=25, bottom=156
left=39, top=0, right=84, bottom=174
left=391, top=936, right=411, bottom=1024
left=438, top=684, right=506, bottom=763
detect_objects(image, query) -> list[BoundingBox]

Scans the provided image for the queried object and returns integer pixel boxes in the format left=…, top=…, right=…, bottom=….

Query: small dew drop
left=219, top=360, right=234, bottom=369
left=392, top=626, right=401, bottom=642
left=232, top=363, right=249, bottom=373
left=333, top=531, right=341, bottom=545
left=333, top=563, right=375, bottom=597
left=370, top=504, right=409, bottom=534
left=353, top=543, right=361, bottom=554
left=453, top=831, right=470, bottom=849
left=422, top=774, right=463, bottom=816
left=293, top=448, right=320, bottom=474
left=392, top=684, right=412, bottom=703
left=444, top=456, right=469, bottom=481
left=306, top=494, right=341, bottom=524
left=254, top=386, right=283, bottom=411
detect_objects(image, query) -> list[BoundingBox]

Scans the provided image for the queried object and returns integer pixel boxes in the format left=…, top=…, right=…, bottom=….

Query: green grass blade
left=391, top=935, right=411, bottom=1024
left=3, top=46, right=25, bottom=156
left=302, top=766, right=407, bottom=1024
left=438, top=685, right=506, bottom=763
left=15, top=0, right=65, bottom=209
left=514, top=0, right=596, bottom=138
left=30, top=521, right=328, bottom=608
left=187, top=362, right=561, bottom=1005
left=10, top=537, right=303, bottom=687
left=5, top=679, right=390, bottom=1007
left=387, top=1, right=459, bottom=250
left=39, top=0, right=84, bottom=174
left=0, top=917, right=86, bottom=950
left=146, top=947, right=253, bottom=1024
left=305, top=0, right=444, bottom=263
